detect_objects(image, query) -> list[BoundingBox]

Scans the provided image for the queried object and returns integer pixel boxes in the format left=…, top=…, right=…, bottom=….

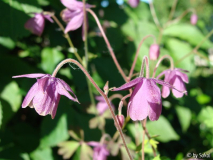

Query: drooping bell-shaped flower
left=190, top=14, right=198, bottom=25
left=12, top=74, right=79, bottom=119
left=95, top=96, right=114, bottom=115
left=149, top=44, right=160, bottom=60
left=24, top=13, right=53, bottom=36
left=113, top=77, right=184, bottom=121
left=60, top=0, right=92, bottom=39
left=157, top=68, right=188, bottom=98
left=128, top=0, right=140, bottom=8
left=87, top=141, right=110, bottom=160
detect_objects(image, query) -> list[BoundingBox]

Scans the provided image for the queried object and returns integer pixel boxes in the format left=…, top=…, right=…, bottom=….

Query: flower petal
left=64, top=12, right=84, bottom=33
left=143, top=79, right=162, bottom=121
left=87, top=141, right=100, bottom=147
left=113, top=77, right=143, bottom=91
left=56, top=81, right=79, bottom=102
left=51, top=94, right=61, bottom=119
left=175, top=69, right=189, bottom=83
left=156, top=70, right=167, bottom=79
left=152, top=78, right=187, bottom=94
left=33, top=80, right=55, bottom=116
left=24, top=13, right=45, bottom=36
left=22, top=82, right=38, bottom=108
left=171, top=76, right=187, bottom=98
left=128, top=81, right=149, bottom=121
left=57, top=79, right=78, bottom=101
left=43, top=14, right=54, bottom=23
left=13, top=73, right=46, bottom=78
left=61, top=0, right=84, bottom=10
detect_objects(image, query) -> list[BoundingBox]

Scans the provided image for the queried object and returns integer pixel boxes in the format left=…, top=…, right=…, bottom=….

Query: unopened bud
left=149, top=44, right=160, bottom=60
left=115, top=115, right=125, bottom=129
left=128, top=0, right=140, bottom=8
left=190, top=14, right=198, bottom=25
left=104, top=81, right=109, bottom=95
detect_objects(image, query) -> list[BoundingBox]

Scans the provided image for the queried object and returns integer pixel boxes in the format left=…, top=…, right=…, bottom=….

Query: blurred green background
left=0, top=0, right=213, bottom=159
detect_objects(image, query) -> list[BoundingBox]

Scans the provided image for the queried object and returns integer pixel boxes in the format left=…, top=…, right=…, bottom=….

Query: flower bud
left=115, top=115, right=125, bottom=129
left=149, top=44, right=160, bottom=60
left=190, top=14, right=198, bottom=25
left=128, top=0, right=140, bottom=8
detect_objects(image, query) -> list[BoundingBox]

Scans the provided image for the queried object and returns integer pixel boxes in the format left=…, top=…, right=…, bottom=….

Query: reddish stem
left=87, top=9, right=128, bottom=82
left=52, top=59, right=133, bottom=160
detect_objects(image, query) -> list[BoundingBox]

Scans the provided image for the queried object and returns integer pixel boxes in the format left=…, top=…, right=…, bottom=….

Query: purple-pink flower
left=113, top=77, right=183, bottom=121
left=157, top=68, right=188, bottom=98
left=190, top=14, right=198, bottom=25
left=87, top=141, right=110, bottom=160
left=149, top=44, right=160, bottom=60
left=60, top=0, right=92, bottom=38
left=24, top=13, right=53, bottom=36
left=95, top=96, right=114, bottom=115
left=128, top=0, right=140, bottom=8
left=12, top=74, right=78, bottom=119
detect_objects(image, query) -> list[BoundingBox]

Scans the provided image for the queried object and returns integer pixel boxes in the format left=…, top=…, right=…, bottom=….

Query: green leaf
left=163, top=23, right=212, bottom=49
left=1, top=81, right=21, bottom=112
left=30, top=148, right=53, bottom=160
left=40, top=113, right=69, bottom=148
left=166, top=38, right=194, bottom=72
left=0, top=37, right=15, bottom=49
left=196, top=94, right=211, bottom=105
left=176, top=106, right=191, bottom=132
left=153, top=155, right=161, bottom=160
left=58, top=141, right=80, bottom=159
left=41, top=47, right=65, bottom=74
left=146, top=116, right=180, bottom=142
left=74, top=143, right=93, bottom=160
left=198, top=106, right=213, bottom=128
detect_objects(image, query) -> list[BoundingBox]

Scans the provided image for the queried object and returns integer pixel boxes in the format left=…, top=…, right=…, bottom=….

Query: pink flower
left=24, top=13, right=53, bottom=36
left=60, top=0, right=92, bottom=39
left=190, top=14, right=198, bottom=25
left=128, top=0, right=140, bottom=8
left=157, top=68, right=188, bottom=98
left=149, top=44, right=160, bottom=60
left=87, top=141, right=109, bottom=160
left=95, top=96, right=114, bottom=115
left=12, top=74, right=78, bottom=119
left=113, top=77, right=183, bottom=121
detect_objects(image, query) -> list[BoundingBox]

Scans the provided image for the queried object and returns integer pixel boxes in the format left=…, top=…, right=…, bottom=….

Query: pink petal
left=37, top=76, right=50, bottom=92
left=51, top=94, right=61, bottom=119
left=56, top=81, right=79, bottom=102
left=87, top=141, right=100, bottom=147
left=22, top=82, right=38, bottom=108
left=57, top=79, right=78, bottom=102
left=149, top=44, right=160, bottom=60
left=13, top=73, right=46, bottom=78
left=24, top=13, right=45, bottom=36
left=32, top=80, right=55, bottom=116
left=128, top=81, right=149, bottom=121
left=128, top=0, right=140, bottom=8
left=144, top=79, right=162, bottom=121
left=156, top=70, right=167, bottom=79
left=113, top=77, right=143, bottom=91
left=61, top=0, right=84, bottom=10
left=43, top=14, right=54, bottom=23
left=64, top=12, right=84, bottom=33
left=171, top=76, right=187, bottom=98
left=175, top=69, right=189, bottom=83
left=95, top=96, right=105, bottom=102
left=162, top=86, right=170, bottom=98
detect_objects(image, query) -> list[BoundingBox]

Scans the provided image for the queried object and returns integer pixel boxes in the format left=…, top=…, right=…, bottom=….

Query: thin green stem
left=50, top=14, right=83, bottom=64
left=149, top=2, right=162, bottom=31
left=164, top=8, right=195, bottom=28
left=152, top=55, right=174, bottom=78
left=168, top=0, right=179, bottom=22
left=52, top=59, right=133, bottom=160
left=176, top=29, right=213, bottom=65
left=83, top=0, right=95, bottom=107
